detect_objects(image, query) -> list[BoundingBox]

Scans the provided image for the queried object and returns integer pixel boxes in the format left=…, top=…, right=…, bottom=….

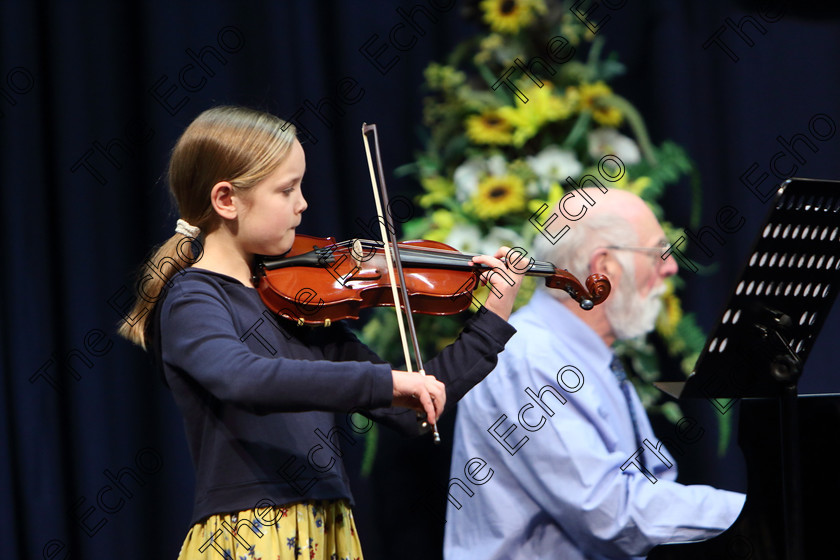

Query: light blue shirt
left=444, top=290, right=745, bottom=560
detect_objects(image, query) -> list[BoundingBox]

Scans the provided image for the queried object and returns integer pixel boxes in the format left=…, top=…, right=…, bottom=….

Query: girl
left=118, top=106, right=521, bottom=560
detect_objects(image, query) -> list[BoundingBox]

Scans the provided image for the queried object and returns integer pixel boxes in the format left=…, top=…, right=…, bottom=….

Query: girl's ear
left=210, top=181, right=237, bottom=220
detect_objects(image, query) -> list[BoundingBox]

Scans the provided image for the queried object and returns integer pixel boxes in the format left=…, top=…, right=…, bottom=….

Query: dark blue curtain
left=3, top=1, right=840, bottom=559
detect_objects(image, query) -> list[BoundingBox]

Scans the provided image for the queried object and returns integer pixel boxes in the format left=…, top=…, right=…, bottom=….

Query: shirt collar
left=525, top=290, right=615, bottom=371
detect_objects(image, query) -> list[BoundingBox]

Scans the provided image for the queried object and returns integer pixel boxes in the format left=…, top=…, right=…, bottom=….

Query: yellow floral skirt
left=177, top=499, right=363, bottom=560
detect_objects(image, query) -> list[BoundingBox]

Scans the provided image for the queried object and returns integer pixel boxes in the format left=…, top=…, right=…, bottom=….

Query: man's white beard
left=605, top=255, right=666, bottom=340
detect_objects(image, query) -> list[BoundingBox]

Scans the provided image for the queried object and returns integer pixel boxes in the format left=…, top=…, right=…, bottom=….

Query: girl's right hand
left=391, top=370, right=446, bottom=423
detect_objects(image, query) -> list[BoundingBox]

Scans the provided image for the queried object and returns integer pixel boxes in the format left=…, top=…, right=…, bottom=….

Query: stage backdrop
left=2, top=1, right=840, bottom=559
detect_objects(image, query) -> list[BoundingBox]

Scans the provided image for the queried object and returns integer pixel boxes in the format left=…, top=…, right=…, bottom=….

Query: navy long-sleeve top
left=149, top=268, right=516, bottom=525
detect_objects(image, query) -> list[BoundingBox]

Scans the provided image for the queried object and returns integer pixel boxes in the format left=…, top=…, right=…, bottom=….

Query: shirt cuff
left=366, top=362, right=395, bottom=410
left=465, top=307, right=518, bottom=348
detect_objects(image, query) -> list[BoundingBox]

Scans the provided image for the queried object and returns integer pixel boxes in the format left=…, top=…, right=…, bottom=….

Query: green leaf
left=394, top=162, right=419, bottom=178
left=562, top=111, right=591, bottom=149
left=660, top=401, right=684, bottom=424
left=402, top=217, right=432, bottom=239
left=716, top=407, right=732, bottom=457
left=361, top=422, right=379, bottom=477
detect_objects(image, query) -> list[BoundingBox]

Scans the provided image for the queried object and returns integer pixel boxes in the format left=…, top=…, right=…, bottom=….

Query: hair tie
left=175, top=219, right=200, bottom=237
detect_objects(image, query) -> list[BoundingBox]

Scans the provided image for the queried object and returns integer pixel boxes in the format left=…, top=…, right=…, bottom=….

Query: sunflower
left=498, top=84, right=575, bottom=146
left=593, top=106, right=623, bottom=127
left=465, top=110, right=515, bottom=145
left=471, top=174, right=526, bottom=220
left=655, top=279, right=683, bottom=338
left=579, top=81, right=624, bottom=127
left=480, top=0, right=545, bottom=34
left=579, top=81, right=612, bottom=108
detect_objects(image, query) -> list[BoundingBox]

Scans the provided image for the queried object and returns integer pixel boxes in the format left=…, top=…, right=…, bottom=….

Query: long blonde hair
left=118, top=106, right=297, bottom=349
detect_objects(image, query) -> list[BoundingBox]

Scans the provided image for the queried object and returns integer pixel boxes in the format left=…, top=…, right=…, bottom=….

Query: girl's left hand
left=471, top=246, right=525, bottom=322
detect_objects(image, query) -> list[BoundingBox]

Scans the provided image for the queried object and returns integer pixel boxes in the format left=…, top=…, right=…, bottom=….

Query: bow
left=361, top=123, right=440, bottom=444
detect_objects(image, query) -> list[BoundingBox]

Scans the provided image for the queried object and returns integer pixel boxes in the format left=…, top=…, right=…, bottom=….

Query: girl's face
left=237, top=139, right=308, bottom=256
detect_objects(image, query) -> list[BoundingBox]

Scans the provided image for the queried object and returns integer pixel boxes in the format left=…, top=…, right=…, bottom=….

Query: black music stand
left=656, top=178, right=840, bottom=560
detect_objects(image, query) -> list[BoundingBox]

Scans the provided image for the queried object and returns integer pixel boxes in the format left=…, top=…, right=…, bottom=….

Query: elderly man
left=443, top=189, right=744, bottom=560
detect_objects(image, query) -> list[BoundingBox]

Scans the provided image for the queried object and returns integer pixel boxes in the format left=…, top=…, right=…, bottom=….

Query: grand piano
left=650, top=179, right=840, bottom=559
left=650, top=394, right=840, bottom=559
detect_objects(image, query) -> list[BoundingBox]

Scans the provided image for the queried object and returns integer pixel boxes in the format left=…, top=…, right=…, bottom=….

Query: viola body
left=256, top=234, right=611, bottom=325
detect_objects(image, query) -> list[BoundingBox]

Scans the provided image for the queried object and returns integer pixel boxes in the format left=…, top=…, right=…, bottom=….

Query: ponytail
left=117, top=231, right=203, bottom=349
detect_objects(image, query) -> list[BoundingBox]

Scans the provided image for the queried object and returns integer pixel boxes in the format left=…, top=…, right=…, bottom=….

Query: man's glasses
left=602, top=240, right=673, bottom=267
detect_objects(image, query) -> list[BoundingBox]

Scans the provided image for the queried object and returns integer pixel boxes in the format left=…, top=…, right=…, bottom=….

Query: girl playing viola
left=118, top=106, right=522, bottom=560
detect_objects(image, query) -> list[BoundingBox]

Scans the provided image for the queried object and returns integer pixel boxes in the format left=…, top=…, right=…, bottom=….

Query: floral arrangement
left=359, top=0, right=727, bottom=458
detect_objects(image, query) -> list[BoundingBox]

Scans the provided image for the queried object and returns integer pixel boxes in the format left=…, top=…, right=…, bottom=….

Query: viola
left=256, top=233, right=611, bottom=326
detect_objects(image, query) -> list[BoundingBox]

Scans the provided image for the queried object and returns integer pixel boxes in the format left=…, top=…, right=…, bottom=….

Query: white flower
left=453, top=158, right=483, bottom=202
left=453, top=155, right=509, bottom=202
left=480, top=226, right=526, bottom=256
left=587, top=128, right=641, bottom=164
left=446, top=224, right=526, bottom=260
left=527, top=146, right=583, bottom=187
left=444, top=222, right=482, bottom=253
left=486, top=154, right=507, bottom=176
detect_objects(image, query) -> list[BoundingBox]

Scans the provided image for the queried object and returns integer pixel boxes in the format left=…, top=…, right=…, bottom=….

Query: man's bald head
left=533, top=187, right=677, bottom=344
left=534, top=188, right=657, bottom=283
left=555, top=187, right=658, bottom=238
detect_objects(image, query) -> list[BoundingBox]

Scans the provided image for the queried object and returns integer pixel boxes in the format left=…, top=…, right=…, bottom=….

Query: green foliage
left=357, top=0, right=730, bottom=462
